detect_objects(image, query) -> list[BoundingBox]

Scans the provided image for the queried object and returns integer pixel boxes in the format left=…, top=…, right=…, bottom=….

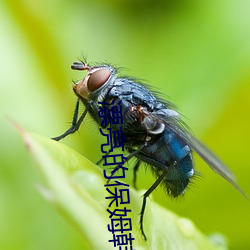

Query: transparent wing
left=148, top=110, right=247, bottom=198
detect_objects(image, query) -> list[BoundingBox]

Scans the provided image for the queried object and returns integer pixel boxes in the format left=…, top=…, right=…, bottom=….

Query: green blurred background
left=1, top=0, right=250, bottom=249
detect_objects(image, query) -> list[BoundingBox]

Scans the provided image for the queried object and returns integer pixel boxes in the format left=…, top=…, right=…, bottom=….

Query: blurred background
left=1, top=0, right=250, bottom=249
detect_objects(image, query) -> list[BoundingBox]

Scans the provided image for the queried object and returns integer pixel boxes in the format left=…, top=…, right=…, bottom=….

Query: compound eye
left=87, top=68, right=111, bottom=92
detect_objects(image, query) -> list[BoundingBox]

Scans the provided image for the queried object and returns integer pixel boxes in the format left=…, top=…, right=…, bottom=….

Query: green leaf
left=18, top=127, right=227, bottom=250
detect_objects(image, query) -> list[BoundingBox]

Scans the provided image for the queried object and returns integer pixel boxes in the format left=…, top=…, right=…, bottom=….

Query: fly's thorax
left=73, top=64, right=117, bottom=102
left=140, top=109, right=181, bottom=135
left=142, top=116, right=165, bottom=134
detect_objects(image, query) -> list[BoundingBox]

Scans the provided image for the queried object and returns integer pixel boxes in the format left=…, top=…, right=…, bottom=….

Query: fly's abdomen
left=165, top=153, right=193, bottom=197
left=137, top=128, right=194, bottom=197
left=162, top=129, right=194, bottom=196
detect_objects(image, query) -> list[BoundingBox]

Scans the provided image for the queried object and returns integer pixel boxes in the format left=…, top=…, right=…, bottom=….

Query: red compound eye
left=87, top=68, right=111, bottom=92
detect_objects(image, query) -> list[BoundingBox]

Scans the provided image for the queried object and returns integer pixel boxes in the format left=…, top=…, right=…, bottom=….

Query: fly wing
left=171, top=123, right=247, bottom=198
left=185, top=133, right=236, bottom=181
left=150, top=110, right=247, bottom=198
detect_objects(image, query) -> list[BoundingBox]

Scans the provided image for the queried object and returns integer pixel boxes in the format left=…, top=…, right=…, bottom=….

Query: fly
left=52, top=60, right=246, bottom=240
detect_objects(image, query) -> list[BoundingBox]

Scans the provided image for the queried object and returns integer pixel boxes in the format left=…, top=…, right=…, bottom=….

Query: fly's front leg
left=52, top=99, right=89, bottom=141
left=140, top=172, right=167, bottom=240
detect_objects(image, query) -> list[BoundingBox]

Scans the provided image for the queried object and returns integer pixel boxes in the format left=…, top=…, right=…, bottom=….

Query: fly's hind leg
left=140, top=172, right=167, bottom=240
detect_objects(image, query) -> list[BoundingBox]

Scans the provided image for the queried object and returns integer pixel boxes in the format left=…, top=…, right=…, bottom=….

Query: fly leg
left=106, top=144, right=147, bottom=183
left=52, top=99, right=89, bottom=141
left=96, top=151, right=110, bottom=165
left=140, top=172, right=167, bottom=240
left=132, top=160, right=141, bottom=189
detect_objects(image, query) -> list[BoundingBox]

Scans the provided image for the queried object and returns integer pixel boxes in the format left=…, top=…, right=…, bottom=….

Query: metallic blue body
left=87, top=75, right=194, bottom=197
left=53, top=61, right=245, bottom=240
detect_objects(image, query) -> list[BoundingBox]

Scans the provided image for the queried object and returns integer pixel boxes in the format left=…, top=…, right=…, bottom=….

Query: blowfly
left=52, top=60, right=246, bottom=240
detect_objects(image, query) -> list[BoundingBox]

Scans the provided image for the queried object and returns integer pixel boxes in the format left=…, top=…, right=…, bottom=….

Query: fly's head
left=72, top=61, right=116, bottom=101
